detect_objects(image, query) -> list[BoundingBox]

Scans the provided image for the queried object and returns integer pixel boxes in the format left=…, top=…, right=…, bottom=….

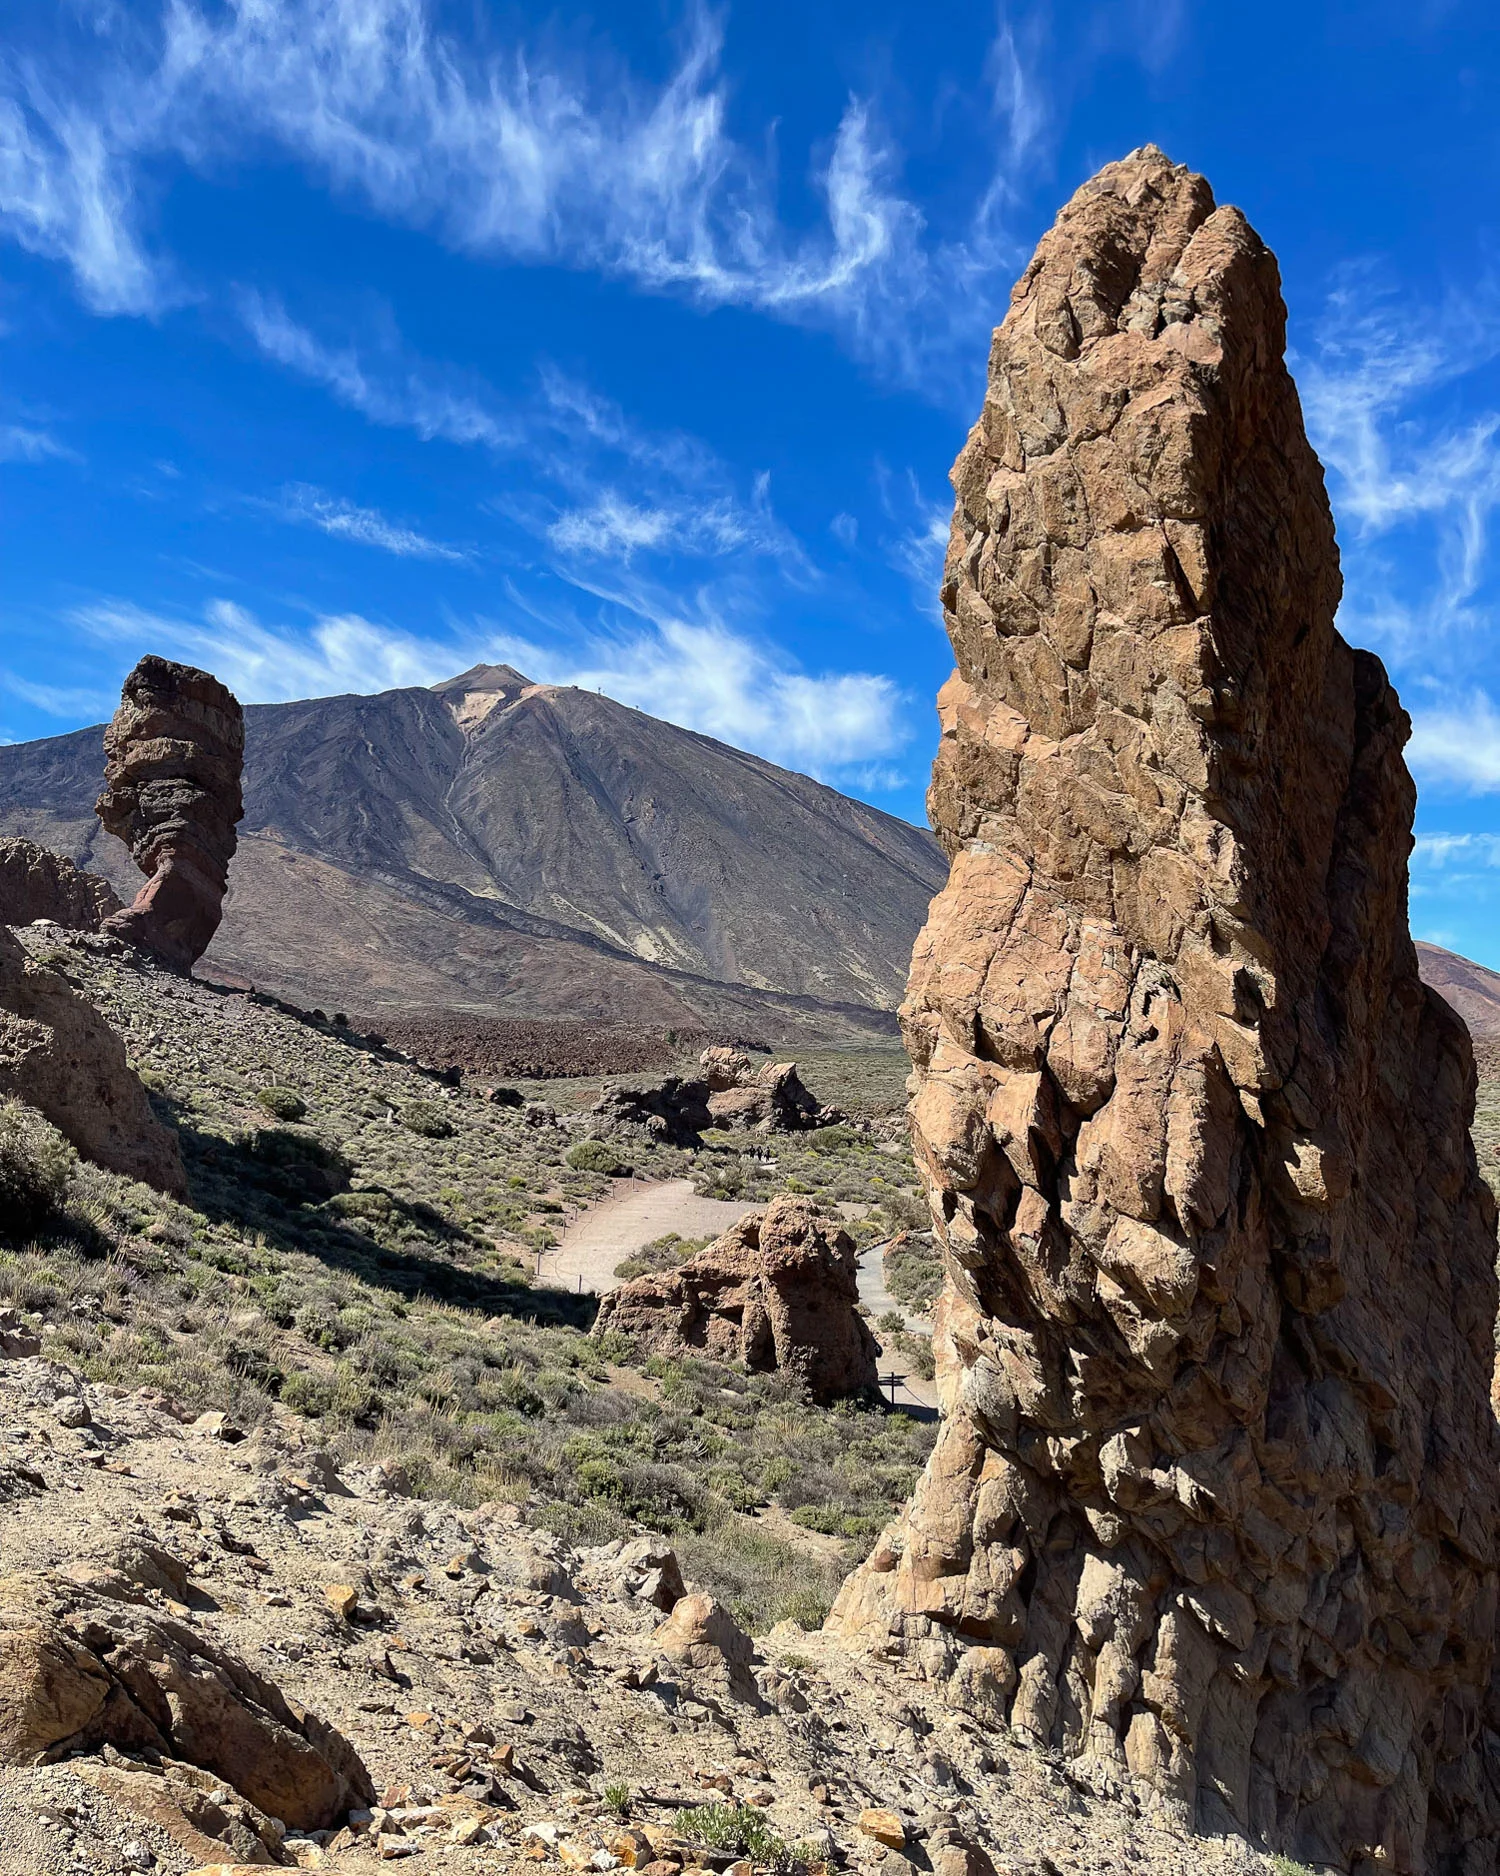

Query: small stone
left=608, top=1830, right=655, bottom=1867
left=324, top=1584, right=358, bottom=1620
left=190, top=1410, right=242, bottom=1442
left=858, top=1810, right=907, bottom=1851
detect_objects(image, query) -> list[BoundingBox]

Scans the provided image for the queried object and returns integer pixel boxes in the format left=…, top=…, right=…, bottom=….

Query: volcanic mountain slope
left=1415, top=940, right=1500, bottom=1041
left=0, top=665, right=946, bottom=1040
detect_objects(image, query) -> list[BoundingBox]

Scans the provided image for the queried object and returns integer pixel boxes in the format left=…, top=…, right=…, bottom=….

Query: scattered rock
left=0, top=1307, right=41, bottom=1360
left=829, top=145, right=1500, bottom=1872
left=595, top=1196, right=877, bottom=1403
left=0, top=838, right=122, bottom=931
left=96, top=656, right=245, bottom=972
left=615, top=1537, right=685, bottom=1613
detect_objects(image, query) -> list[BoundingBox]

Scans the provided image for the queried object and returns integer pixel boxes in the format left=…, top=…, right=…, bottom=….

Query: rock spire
left=96, top=656, right=244, bottom=971
left=829, top=147, right=1500, bottom=1874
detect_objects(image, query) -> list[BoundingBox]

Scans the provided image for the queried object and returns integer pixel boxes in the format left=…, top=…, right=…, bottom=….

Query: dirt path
left=541, top=1178, right=757, bottom=1296
left=859, top=1237, right=939, bottom=1414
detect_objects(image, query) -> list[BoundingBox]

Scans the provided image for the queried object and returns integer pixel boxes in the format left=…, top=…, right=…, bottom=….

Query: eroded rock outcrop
left=594, top=1195, right=877, bottom=1402
left=829, top=147, right=1500, bottom=1874
left=0, top=928, right=185, bottom=1195
left=0, top=838, right=121, bottom=931
left=595, top=1048, right=835, bottom=1146
left=96, top=656, right=244, bottom=971
left=0, top=1569, right=373, bottom=1831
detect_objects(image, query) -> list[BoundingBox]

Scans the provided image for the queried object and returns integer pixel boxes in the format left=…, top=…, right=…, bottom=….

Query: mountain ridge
left=0, top=665, right=947, bottom=1043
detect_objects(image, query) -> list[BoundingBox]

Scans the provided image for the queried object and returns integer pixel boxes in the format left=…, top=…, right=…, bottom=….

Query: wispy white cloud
left=1300, top=276, right=1500, bottom=649
left=1413, top=832, right=1500, bottom=867
left=68, top=589, right=907, bottom=776
left=0, top=421, right=79, bottom=463
left=240, top=293, right=514, bottom=449
left=72, top=597, right=466, bottom=702
left=547, top=475, right=792, bottom=565
left=877, top=465, right=951, bottom=605
left=488, top=609, right=907, bottom=776
left=243, top=299, right=805, bottom=573
left=271, top=483, right=468, bottom=561
left=1407, top=692, right=1500, bottom=793
left=0, top=669, right=115, bottom=716
left=0, top=0, right=1044, bottom=385
left=0, top=72, right=165, bottom=314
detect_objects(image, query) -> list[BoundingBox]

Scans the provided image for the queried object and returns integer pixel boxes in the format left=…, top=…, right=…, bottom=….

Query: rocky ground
left=3, top=923, right=1498, bottom=1876
left=0, top=1351, right=1271, bottom=1876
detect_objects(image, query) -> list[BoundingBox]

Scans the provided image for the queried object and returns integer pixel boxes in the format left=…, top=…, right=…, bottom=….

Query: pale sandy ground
left=542, top=1179, right=938, bottom=1414
left=540, top=1178, right=757, bottom=1294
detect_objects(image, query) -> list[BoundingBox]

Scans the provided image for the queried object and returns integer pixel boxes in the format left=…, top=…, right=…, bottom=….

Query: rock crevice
left=830, top=146, right=1500, bottom=1875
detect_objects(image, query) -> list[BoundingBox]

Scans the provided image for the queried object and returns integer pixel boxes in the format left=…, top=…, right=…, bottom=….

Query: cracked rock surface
left=829, top=146, right=1500, bottom=1876
left=96, top=658, right=245, bottom=974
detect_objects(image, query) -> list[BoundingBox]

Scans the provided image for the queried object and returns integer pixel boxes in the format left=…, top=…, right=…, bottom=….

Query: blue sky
left=3, top=2, right=1500, bottom=964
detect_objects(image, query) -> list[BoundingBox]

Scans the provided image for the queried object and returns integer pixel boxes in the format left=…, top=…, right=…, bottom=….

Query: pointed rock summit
left=830, top=148, right=1500, bottom=1872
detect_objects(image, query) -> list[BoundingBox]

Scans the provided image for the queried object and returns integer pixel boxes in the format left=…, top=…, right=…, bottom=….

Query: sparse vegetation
left=883, top=1232, right=943, bottom=1316
left=613, top=1231, right=709, bottom=1282
left=567, top=1138, right=631, bottom=1176
left=256, top=1085, right=307, bottom=1121
left=0, top=926, right=936, bottom=1632
left=400, top=1098, right=454, bottom=1138
left=681, top=1803, right=815, bottom=1871
left=0, top=1101, right=75, bottom=1241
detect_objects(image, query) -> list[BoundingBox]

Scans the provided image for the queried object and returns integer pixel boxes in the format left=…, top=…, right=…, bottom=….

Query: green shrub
left=280, top=1370, right=337, bottom=1417
left=613, top=1231, right=709, bottom=1282
left=257, top=1086, right=307, bottom=1121
left=566, top=1139, right=631, bottom=1175
left=681, top=1806, right=814, bottom=1872
left=0, top=1103, right=74, bottom=1240
left=883, top=1231, right=943, bottom=1314
left=401, top=1100, right=453, bottom=1139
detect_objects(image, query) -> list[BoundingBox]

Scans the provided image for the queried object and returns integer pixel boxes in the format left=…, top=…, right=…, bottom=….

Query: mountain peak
left=430, top=663, right=534, bottom=731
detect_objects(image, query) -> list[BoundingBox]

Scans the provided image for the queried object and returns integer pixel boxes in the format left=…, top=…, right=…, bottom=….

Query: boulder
left=595, top=1052, right=836, bottom=1146
left=652, top=1593, right=754, bottom=1694
left=0, top=1570, right=374, bottom=1831
left=829, top=147, right=1500, bottom=1874
left=0, top=926, right=186, bottom=1195
left=612, top=1537, right=686, bottom=1612
left=0, top=838, right=122, bottom=931
left=594, top=1195, right=877, bottom=1402
left=96, top=655, right=245, bottom=971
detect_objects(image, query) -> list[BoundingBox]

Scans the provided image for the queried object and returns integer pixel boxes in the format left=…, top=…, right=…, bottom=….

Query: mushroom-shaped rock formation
left=96, top=656, right=244, bottom=971
left=828, top=147, right=1500, bottom=1874
left=595, top=1195, right=877, bottom=1402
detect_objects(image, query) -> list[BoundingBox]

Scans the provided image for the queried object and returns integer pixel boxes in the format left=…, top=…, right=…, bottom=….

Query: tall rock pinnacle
left=96, top=656, right=245, bottom=972
left=829, top=148, right=1500, bottom=1873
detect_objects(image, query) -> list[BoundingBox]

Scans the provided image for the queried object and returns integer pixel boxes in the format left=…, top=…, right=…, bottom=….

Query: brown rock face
left=829, top=148, right=1500, bottom=1873
left=595, top=1050, right=835, bottom=1147
left=594, top=1195, right=878, bottom=1402
left=0, top=927, right=185, bottom=1195
left=0, top=838, right=122, bottom=931
left=96, top=656, right=244, bottom=971
left=0, top=1570, right=373, bottom=1831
